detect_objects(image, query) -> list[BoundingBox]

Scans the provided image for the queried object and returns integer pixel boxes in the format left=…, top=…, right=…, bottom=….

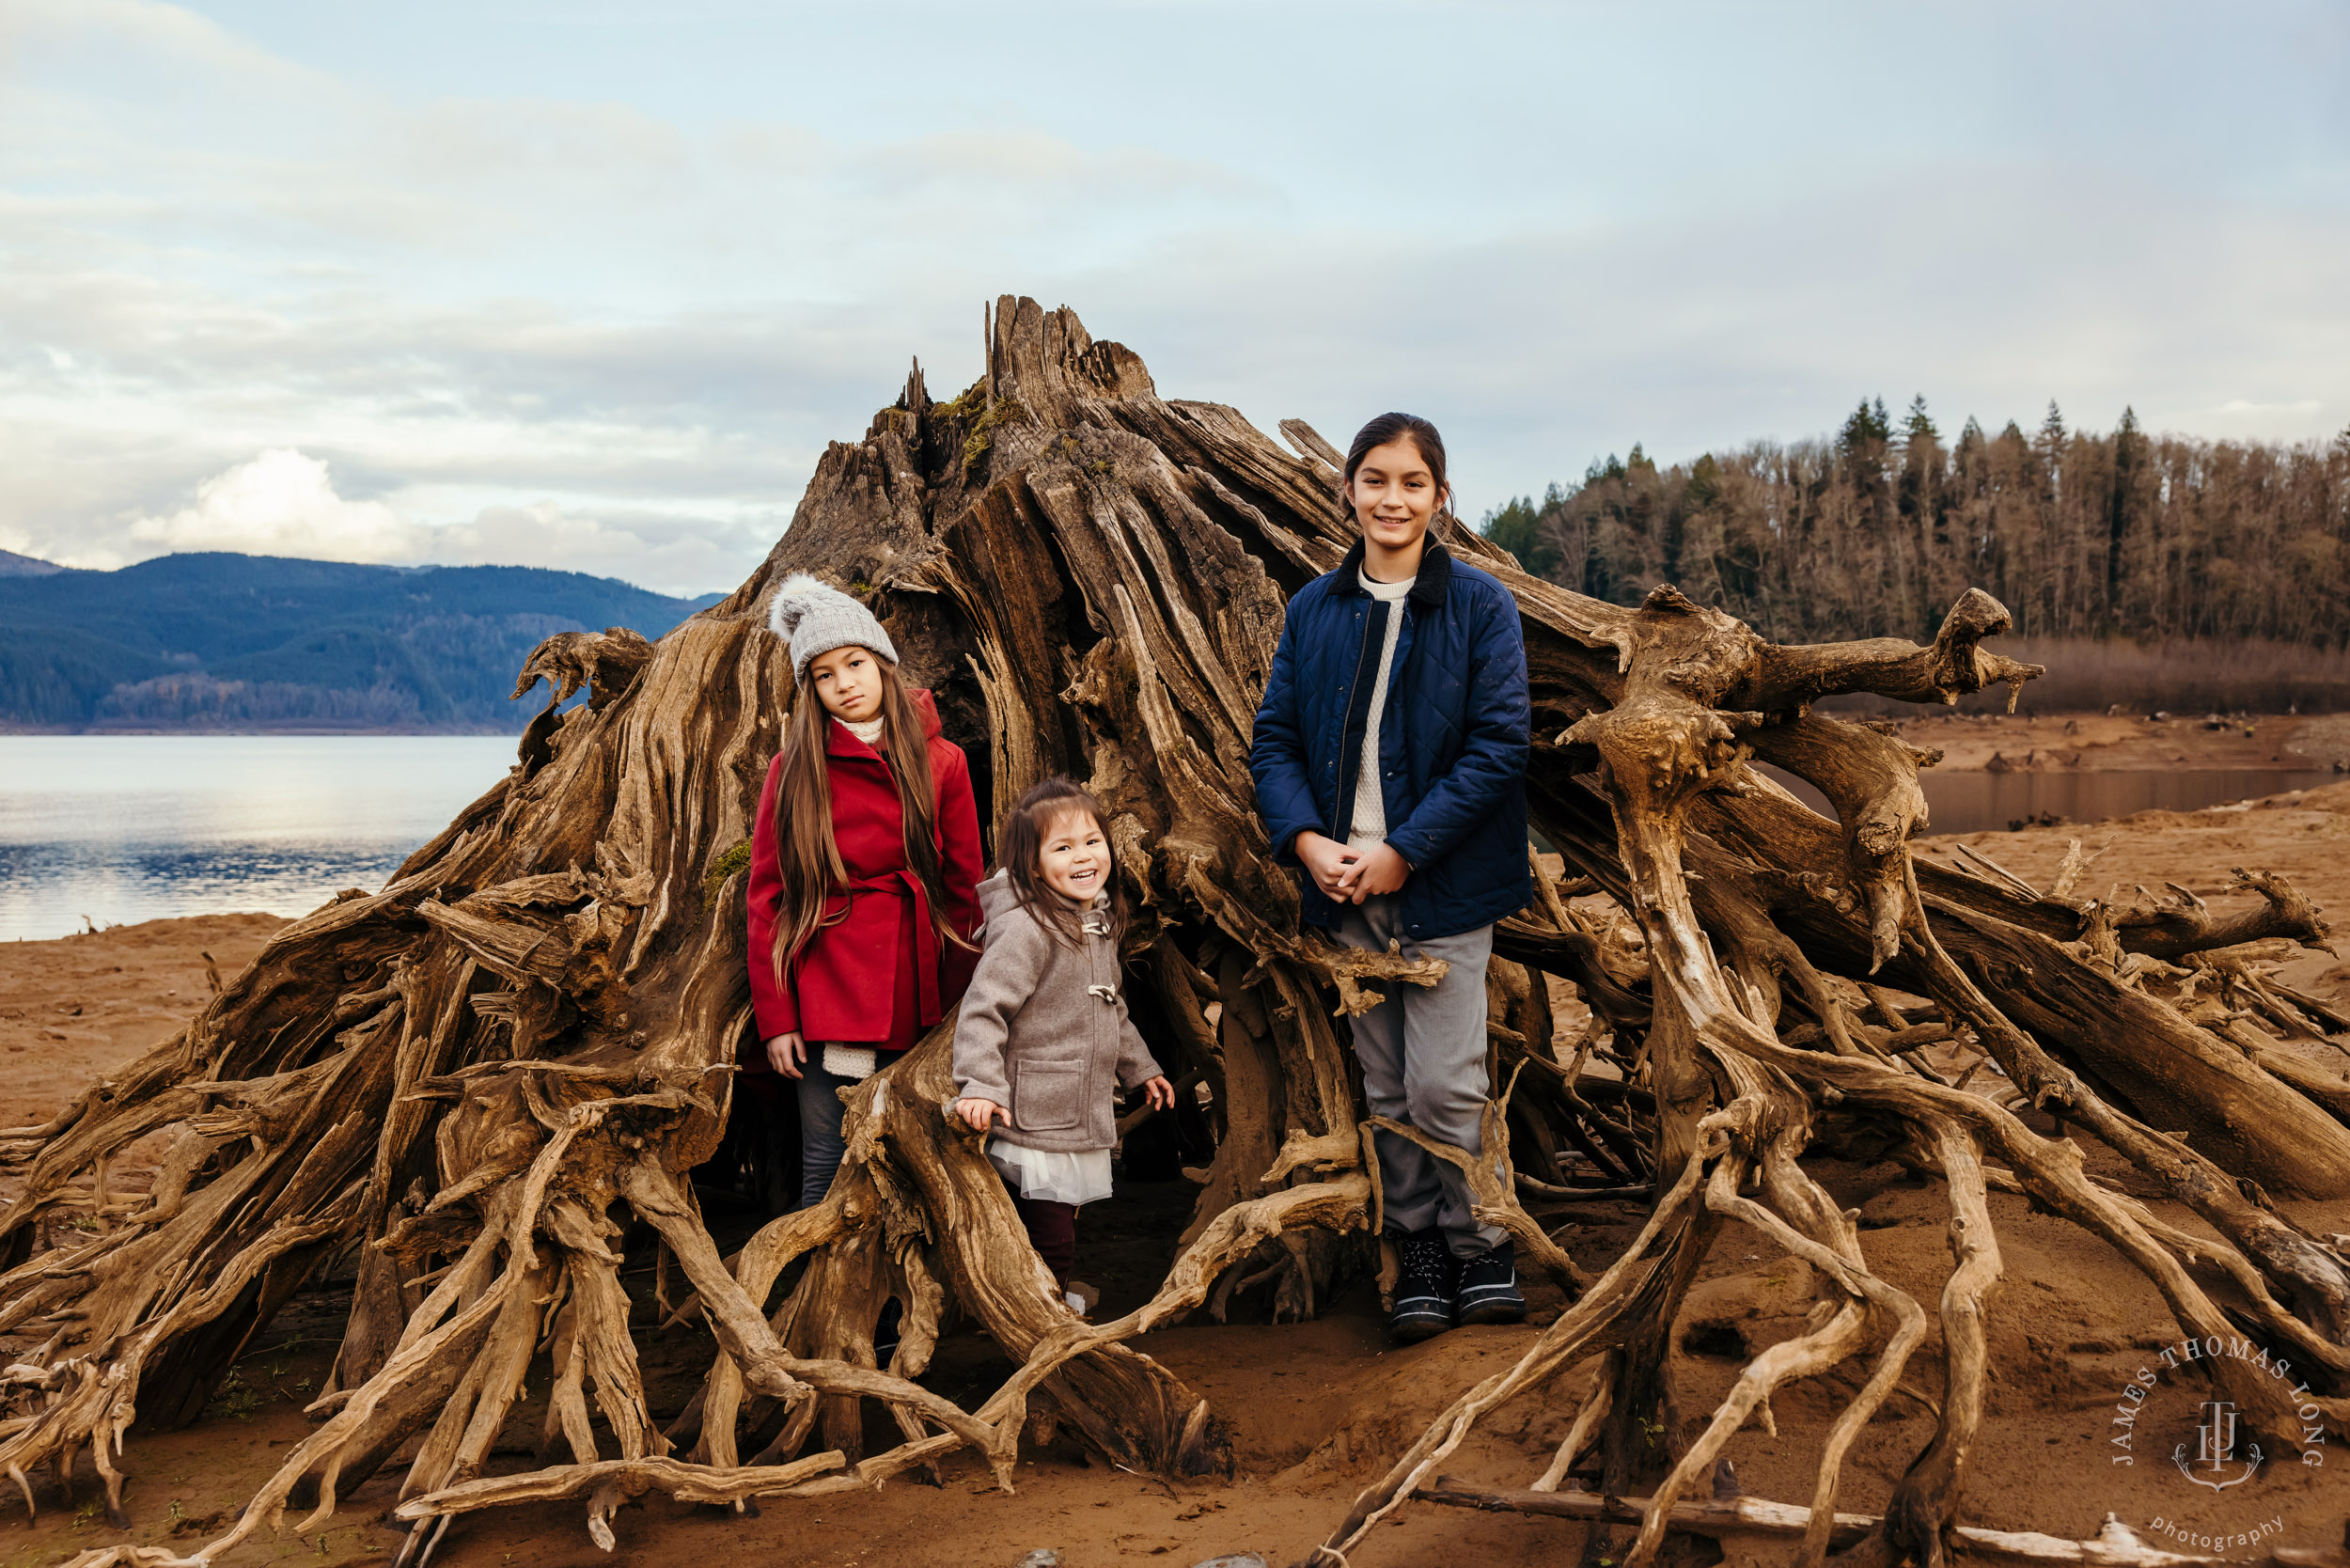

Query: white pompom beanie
left=765, top=573, right=900, bottom=684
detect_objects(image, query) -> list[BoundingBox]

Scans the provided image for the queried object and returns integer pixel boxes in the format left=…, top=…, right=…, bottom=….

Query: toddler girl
left=951, top=779, right=1174, bottom=1310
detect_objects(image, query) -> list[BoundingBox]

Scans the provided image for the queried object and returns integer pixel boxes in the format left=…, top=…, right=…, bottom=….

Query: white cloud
left=3, top=0, right=2346, bottom=593
left=39, top=447, right=761, bottom=596
left=425, top=500, right=776, bottom=597
left=122, top=448, right=415, bottom=562
left=2193, top=398, right=2330, bottom=435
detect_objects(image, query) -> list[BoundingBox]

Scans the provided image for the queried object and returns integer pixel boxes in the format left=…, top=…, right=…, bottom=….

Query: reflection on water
left=0, top=736, right=516, bottom=941
left=1758, top=765, right=2337, bottom=838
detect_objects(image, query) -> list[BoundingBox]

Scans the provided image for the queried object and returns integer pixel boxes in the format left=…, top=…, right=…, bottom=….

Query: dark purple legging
left=1009, top=1186, right=1077, bottom=1291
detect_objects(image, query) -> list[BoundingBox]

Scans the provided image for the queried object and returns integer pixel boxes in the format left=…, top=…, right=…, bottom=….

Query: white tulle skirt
left=987, top=1138, right=1114, bottom=1206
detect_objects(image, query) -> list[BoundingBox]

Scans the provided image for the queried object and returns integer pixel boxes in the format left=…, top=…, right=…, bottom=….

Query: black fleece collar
left=1333, top=538, right=1451, bottom=606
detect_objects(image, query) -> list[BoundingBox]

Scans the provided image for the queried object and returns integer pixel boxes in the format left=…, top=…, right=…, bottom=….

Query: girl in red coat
left=747, top=574, right=983, bottom=1210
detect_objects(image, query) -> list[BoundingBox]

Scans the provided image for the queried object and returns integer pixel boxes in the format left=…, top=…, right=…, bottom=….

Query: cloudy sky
left=5, top=1, right=2345, bottom=597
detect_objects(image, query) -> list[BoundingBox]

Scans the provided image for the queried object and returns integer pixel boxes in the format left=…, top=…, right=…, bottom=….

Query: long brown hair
left=997, top=778, right=1127, bottom=950
left=768, top=651, right=969, bottom=992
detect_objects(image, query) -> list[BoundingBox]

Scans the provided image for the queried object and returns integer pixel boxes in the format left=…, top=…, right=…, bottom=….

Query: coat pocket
left=1012, top=1059, right=1085, bottom=1132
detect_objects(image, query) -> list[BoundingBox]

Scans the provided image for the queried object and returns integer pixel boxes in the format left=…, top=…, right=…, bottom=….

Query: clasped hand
left=1293, top=831, right=1409, bottom=903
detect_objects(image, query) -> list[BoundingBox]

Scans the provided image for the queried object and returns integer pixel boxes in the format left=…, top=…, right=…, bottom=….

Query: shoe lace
left=1399, top=1233, right=1449, bottom=1275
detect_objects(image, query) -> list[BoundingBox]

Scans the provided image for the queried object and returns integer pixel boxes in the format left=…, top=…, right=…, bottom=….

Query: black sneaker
left=1456, top=1241, right=1526, bottom=1325
left=1389, top=1230, right=1458, bottom=1342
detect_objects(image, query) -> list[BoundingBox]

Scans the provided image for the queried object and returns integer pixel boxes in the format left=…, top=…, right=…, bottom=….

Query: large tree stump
left=2, top=297, right=2342, bottom=1568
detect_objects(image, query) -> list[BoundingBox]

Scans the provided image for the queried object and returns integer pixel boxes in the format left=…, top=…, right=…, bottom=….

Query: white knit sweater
left=1348, top=571, right=1413, bottom=849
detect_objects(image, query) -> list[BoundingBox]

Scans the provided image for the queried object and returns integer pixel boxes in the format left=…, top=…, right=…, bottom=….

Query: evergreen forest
left=1481, top=400, right=2350, bottom=654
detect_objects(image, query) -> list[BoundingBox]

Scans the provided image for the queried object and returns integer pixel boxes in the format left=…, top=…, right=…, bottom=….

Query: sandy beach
left=2, top=722, right=2345, bottom=1566
left=1885, top=708, right=2350, bottom=773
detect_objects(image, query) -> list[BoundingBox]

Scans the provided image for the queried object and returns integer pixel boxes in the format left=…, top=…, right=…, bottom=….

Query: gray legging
left=1329, top=893, right=1508, bottom=1259
left=794, top=1057, right=854, bottom=1211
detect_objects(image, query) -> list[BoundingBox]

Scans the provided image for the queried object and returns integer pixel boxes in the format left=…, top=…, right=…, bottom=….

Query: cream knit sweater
left=1347, top=571, right=1414, bottom=849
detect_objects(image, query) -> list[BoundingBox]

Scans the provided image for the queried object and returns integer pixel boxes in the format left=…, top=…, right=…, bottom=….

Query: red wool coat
left=744, top=689, right=983, bottom=1057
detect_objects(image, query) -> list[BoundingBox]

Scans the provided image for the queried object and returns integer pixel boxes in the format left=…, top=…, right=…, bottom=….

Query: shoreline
left=1888, top=708, right=2350, bottom=772
left=0, top=709, right=2344, bottom=764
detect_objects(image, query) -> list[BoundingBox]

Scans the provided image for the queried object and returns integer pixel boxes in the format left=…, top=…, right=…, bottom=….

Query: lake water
left=0, top=739, right=2336, bottom=944
left=0, top=736, right=517, bottom=941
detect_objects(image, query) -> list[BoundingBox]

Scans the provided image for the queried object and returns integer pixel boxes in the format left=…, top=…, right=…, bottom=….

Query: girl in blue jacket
left=1248, top=412, right=1532, bottom=1342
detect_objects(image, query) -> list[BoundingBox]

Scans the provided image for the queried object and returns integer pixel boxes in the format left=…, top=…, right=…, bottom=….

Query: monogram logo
left=2100, top=1330, right=2330, bottom=1554
left=2172, top=1400, right=2262, bottom=1491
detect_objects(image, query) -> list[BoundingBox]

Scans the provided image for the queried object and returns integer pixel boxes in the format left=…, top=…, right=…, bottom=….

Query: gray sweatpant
left=1329, top=894, right=1506, bottom=1259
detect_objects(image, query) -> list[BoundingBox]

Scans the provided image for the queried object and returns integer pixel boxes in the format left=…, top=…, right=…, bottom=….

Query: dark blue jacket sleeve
left=1385, top=585, right=1529, bottom=870
left=1248, top=601, right=1323, bottom=864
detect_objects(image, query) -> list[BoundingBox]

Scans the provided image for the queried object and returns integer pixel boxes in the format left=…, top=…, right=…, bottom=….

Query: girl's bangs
left=1030, top=799, right=1102, bottom=846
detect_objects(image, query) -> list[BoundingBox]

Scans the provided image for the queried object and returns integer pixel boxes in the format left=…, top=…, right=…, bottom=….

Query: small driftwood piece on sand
left=1415, top=1481, right=2349, bottom=1568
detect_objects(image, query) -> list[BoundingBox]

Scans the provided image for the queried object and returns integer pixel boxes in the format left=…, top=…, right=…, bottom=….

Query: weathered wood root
left=7, top=298, right=2346, bottom=1568
left=1301, top=556, right=2346, bottom=1562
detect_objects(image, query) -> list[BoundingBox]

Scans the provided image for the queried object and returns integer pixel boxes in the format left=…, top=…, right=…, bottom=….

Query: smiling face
left=1345, top=437, right=1447, bottom=562
left=1035, top=805, right=1108, bottom=903
left=807, top=644, right=883, bottom=723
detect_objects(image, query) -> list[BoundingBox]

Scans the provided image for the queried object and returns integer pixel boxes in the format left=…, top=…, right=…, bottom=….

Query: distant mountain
left=0, top=549, right=65, bottom=578
left=0, top=554, right=724, bottom=731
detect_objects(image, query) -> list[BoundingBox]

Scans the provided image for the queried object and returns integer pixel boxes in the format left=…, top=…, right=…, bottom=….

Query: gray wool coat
left=950, top=870, right=1164, bottom=1153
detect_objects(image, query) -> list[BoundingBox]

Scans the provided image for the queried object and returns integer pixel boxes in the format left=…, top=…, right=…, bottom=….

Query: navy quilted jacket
left=1249, top=539, right=1531, bottom=940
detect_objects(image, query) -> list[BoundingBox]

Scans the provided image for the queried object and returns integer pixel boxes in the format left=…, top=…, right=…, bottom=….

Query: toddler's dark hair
left=997, top=777, right=1126, bottom=949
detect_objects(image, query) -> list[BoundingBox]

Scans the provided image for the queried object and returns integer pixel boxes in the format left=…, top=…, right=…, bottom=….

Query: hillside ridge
left=0, top=551, right=721, bottom=732
left=0, top=549, right=67, bottom=578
